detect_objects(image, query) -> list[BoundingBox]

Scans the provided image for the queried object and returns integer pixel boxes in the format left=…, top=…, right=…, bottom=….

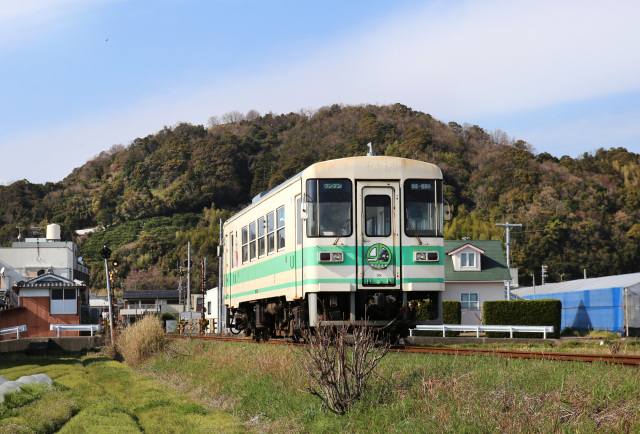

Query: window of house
left=277, top=206, right=285, bottom=250
left=267, top=211, right=275, bottom=254
left=51, top=288, right=77, bottom=315
left=207, top=301, right=211, bottom=315
left=258, top=216, right=266, bottom=258
left=460, top=252, right=476, bottom=268
left=242, top=226, right=249, bottom=264
left=461, top=293, right=479, bottom=310
left=249, top=221, right=257, bottom=261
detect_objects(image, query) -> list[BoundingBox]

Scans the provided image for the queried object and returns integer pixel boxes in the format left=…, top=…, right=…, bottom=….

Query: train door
left=356, top=181, right=400, bottom=288
left=295, top=194, right=303, bottom=298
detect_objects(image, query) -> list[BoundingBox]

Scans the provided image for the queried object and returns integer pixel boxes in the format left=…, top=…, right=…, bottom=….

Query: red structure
left=0, top=271, right=87, bottom=340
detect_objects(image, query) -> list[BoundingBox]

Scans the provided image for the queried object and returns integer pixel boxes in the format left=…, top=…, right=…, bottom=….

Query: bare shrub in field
left=116, top=315, right=166, bottom=366
left=297, top=324, right=390, bottom=415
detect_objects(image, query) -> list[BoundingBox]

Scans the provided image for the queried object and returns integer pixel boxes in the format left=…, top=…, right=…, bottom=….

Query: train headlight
left=414, top=251, right=439, bottom=262
left=318, top=251, right=344, bottom=263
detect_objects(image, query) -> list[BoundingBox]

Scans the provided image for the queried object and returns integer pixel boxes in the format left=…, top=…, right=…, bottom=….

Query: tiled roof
left=12, top=272, right=86, bottom=289
left=444, top=240, right=511, bottom=282
left=122, top=290, right=180, bottom=300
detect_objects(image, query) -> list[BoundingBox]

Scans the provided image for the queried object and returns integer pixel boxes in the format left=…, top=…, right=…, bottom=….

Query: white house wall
left=0, top=242, right=81, bottom=291
left=444, top=281, right=504, bottom=326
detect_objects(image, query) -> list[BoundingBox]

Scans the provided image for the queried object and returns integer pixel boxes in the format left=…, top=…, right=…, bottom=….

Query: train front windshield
left=306, top=179, right=352, bottom=237
left=404, top=179, right=444, bottom=237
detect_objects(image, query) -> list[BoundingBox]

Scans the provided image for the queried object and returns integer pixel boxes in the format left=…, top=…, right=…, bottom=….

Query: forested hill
left=0, top=103, right=638, bottom=291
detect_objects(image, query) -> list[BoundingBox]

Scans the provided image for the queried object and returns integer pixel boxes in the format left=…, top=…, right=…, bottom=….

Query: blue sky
left=1, top=0, right=639, bottom=185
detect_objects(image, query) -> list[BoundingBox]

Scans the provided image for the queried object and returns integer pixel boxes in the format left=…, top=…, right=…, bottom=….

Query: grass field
left=0, top=354, right=243, bottom=433
left=2, top=339, right=640, bottom=432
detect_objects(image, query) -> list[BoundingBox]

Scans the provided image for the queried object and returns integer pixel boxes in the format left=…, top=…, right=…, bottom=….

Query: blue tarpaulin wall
left=522, top=287, right=623, bottom=333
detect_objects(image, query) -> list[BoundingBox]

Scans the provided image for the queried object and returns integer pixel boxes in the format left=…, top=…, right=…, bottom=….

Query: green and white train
left=222, top=155, right=449, bottom=340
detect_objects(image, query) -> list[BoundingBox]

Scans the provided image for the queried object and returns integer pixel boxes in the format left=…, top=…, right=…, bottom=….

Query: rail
left=50, top=324, right=102, bottom=337
left=0, top=325, right=27, bottom=338
left=410, top=324, right=555, bottom=339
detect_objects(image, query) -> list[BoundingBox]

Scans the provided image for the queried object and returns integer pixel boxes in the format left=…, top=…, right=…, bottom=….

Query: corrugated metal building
left=513, top=273, right=640, bottom=336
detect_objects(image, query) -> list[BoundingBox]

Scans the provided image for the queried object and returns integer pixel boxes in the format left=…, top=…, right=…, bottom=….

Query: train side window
left=249, top=221, right=257, bottom=261
left=258, top=216, right=266, bottom=258
left=267, top=211, right=275, bottom=254
left=277, top=206, right=285, bottom=250
left=296, top=197, right=302, bottom=245
left=241, top=226, right=249, bottom=264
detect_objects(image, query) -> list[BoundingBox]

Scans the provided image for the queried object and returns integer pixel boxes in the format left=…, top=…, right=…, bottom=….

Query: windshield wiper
left=405, top=216, right=423, bottom=245
left=333, top=217, right=351, bottom=245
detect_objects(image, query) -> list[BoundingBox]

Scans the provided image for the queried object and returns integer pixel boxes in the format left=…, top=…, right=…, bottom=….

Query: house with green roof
left=444, top=240, right=512, bottom=325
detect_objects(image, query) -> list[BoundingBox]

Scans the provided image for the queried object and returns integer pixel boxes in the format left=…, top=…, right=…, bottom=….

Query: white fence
left=410, top=324, right=555, bottom=339
left=50, top=324, right=101, bottom=337
left=0, top=325, right=27, bottom=338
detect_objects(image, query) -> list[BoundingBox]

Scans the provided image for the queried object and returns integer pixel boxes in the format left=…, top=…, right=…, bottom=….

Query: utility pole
left=496, top=222, right=522, bottom=301
left=218, top=218, right=224, bottom=333
left=186, top=242, right=191, bottom=312
left=531, top=273, right=536, bottom=300
left=201, top=257, right=207, bottom=318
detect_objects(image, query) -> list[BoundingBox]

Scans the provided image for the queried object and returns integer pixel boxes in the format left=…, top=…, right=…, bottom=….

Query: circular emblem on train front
left=366, top=244, right=392, bottom=269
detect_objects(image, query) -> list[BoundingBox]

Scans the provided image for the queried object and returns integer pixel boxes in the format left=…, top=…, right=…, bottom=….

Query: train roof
left=225, top=156, right=442, bottom=225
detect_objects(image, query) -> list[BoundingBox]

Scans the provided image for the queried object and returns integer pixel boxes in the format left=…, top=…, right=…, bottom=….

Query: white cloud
left=3, top=0, right=640, bottom=183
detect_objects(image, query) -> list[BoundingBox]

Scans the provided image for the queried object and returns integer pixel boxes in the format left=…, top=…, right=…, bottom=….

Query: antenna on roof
left=366, top=142, right=376, bottom=156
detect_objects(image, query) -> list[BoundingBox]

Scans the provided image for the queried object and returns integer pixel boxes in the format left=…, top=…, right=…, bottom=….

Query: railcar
left=222, top=154, right=449, bottom=340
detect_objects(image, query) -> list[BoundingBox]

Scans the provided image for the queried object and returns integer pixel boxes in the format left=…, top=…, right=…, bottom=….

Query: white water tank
left=46, top=224, right=61, bottom=241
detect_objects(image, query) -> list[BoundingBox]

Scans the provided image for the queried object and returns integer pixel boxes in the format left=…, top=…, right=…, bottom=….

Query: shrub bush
left=483, top=300, right=561, bottom=339
left=413, top=300, right=462, bottom=337
left=116, top=315, right=166, bottom=366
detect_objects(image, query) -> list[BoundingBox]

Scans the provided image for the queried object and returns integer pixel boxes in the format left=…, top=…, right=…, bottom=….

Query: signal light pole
left=100, top=245, right=114, bottom=342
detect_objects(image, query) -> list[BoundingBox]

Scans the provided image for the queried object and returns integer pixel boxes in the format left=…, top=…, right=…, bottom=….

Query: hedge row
left=483, top=300, right=562, bottom=339
left=413, top=300, right=461, bottom=337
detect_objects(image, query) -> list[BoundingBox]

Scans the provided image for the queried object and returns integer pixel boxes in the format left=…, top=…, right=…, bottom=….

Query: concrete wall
left=0, top=336, right=104, bottom=353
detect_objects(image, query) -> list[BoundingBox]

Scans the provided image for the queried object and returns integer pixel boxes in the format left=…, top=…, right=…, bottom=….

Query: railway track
left=166, top=334, right=640, bottom=366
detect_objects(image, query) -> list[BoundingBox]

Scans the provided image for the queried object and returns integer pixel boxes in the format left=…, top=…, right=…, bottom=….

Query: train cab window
left=305, top=179, right=352, bottom=237
left=249, top=221, right=257, bottom=261
left=242, top=226, right=249, bottom=264
left=258, top=216, right=266, bottom=258
left=277, top=206, right=285, bottom=250
left=365, top=195, right=391, bottom=237
left=404, top=179, right=443, bottom=237
left=267, top=211, right=275, bottom=254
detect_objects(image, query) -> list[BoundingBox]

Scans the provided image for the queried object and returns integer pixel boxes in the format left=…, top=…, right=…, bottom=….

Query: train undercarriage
left=228, top=291, right=441, bottom=342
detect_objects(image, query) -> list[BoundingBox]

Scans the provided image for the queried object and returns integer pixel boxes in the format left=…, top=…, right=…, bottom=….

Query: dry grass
left=116, top=315, right=166, bottom=367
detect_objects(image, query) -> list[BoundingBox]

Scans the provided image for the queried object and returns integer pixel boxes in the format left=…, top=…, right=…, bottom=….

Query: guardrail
left=0, top=325, right=27, bottom=338
left=50, top=324, right=102, bottom=337
left=410, top=324, right=555, bottom=339
left=178, top=319, right=217, bottom=335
